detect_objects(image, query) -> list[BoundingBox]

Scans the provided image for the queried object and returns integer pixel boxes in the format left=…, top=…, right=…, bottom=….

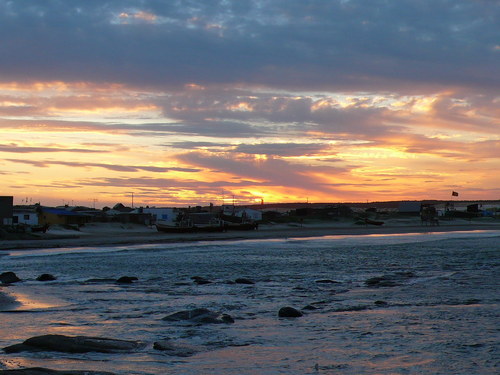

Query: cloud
left=233, top=142, right=333, bottom=157
left=176, top=150, right=350, bottom=195
left=5, top=159, right=201, bottom=173
left=0, top=143, right=106, bottom=153
left=0, top=1, right=497, bottom=92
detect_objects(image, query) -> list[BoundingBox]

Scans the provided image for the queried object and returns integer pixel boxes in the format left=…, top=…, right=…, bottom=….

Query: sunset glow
left=1, top=1, right=498, bottom=207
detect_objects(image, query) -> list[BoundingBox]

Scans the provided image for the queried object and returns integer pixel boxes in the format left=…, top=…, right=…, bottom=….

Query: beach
left=1, top=217, right=500, bottom=251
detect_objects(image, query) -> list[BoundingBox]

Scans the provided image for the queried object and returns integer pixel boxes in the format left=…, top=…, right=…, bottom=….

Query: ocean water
left=0, top=230, right=499, bottom=374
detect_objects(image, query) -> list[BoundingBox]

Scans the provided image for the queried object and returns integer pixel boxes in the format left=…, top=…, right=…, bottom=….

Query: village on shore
left=1, top=194, right=499, bottom=240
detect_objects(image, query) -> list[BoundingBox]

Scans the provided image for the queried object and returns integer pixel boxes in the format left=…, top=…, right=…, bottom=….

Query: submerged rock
left=36, top=274, right=57, bottom=282
left=116, top=276, right=138, bottom=284
left=278, top=306, right=303, bottom=318
left=153, top=339, right=203, bottom=357
left=0, top=272, right=21, bottom=284
left=234, top=278, right=255, bottom=285
left=162, top=308, right=234, bottom=324
left=365, top=272, right=416, bottom=287
left=0, top=368, right=115, bottom=374
left=191, top=276, right=212, bottom=285
left=3, top=335, right=145, bottom=354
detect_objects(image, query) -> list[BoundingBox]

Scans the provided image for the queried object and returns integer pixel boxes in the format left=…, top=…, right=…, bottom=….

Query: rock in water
left=278, top=306, right=303, bottom=318
left=162, top=308, right=234, bottom=324
left=36, top=274, right=57, bottom=282
left=116, top=276, right=138, bottom=284
left=0, top=272, right=21, bottom=284
left=191, top=276, right=212, bottom=285
left=234, top=278, right=255, bottom=285
left=3, top=335, right=145, bottom=354
left=0, top=367, right=115, bottom=374
left=365, top=272, right=416, bottom=287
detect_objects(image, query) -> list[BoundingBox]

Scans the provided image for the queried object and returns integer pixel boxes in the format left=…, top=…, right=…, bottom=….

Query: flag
left=452, top=191, right=459, bottom=196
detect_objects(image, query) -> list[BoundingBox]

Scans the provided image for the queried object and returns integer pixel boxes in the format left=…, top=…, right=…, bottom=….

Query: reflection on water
left=0, top=232, right=498, bottom=374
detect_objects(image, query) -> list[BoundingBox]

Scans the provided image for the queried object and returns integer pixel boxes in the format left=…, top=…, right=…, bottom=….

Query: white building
left=13, top=207, right=39, bottom=226
left=141, top=207, right=179, bottom=225
left=222, top=205, right=262, bottom=221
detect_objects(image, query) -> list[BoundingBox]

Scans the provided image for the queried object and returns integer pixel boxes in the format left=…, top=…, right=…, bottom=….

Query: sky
left=1, top=0, right=499, bottom=208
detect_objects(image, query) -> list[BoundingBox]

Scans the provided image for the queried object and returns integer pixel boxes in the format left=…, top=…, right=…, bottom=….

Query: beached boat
left=155, top=221, right=226, bottom=233
left=364, top=218, right=384, bottom=226
left=155, top=214, right=225, bottom=233
left=221, top=214, right=258, bottom=231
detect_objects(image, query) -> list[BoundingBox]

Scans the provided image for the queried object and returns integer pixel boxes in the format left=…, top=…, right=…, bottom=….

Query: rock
left=162, top=308, right=234, bottom=324
left=153, top=339, right=202, bottom=357
left=3, top=335, right=145, bottom=354
left=191, top=276, right=212, bottom=285
left=116, top=276, right=138, bottom=284
left=278, top=306, right=303, bottom=318
left=0, top=272, right=21, bottom=284
left=36, top=274, right=57, bottom=282
left=374, top=300, right=388, bottom=306
left=365, top=272, right=416, bottom=287
left=0, top=368, right=115, bottom=374
left=234, top=278, right=255, bottom=285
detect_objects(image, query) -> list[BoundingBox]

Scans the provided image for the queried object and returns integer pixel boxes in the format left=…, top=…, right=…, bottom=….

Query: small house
left=13, top=206, right=39, bottom=226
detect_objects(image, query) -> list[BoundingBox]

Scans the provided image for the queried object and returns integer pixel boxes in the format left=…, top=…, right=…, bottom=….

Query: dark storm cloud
left=0, top=0, right=497, bottom=91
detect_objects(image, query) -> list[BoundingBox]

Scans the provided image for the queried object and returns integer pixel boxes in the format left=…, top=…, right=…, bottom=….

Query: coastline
left=1, top=219, right=499, bottom=251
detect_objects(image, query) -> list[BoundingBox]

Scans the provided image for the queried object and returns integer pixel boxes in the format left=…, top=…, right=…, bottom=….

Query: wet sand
left=1, top=219, right=499, bottom=251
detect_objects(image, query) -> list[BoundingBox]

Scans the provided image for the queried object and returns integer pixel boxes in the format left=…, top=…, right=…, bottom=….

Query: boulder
left=0, top=368, right=115, bottom=374
left=153, top=339, right=203, bottom=357
left=3, top=335, right=145, bottom=354
left=36, top=274, right=57, bottom=282
left=278, top=306, right=303, bottom=318
left=0, top=272, right=21, bottom=284
left=162, top=308, right=234, bottom=324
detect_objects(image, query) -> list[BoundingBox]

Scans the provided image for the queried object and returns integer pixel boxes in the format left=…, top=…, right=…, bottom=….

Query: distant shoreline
left=1, top=220, right=499, bottom=251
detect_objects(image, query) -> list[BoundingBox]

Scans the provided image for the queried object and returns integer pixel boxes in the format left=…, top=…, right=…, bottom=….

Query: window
left=24, top=214, right=30, bottom=220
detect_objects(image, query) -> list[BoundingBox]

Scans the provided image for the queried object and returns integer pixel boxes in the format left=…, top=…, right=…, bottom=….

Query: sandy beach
left=1, top=217, right=499, bottom=251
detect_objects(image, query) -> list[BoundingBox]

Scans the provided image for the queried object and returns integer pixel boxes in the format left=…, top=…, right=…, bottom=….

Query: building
left=39, top=207, right=90, bottom=226
left=12, top=206, right=39, bottom=226
left=221, top=205, right=263, bottom=221
left=398, top=201, right=422, bottom=215
left=0, top=196, right=14, bottom=225
left=141, top=207, right=178, bottom=225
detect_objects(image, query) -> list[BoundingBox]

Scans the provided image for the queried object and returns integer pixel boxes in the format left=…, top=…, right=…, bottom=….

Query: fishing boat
left=221, top=214, right=258, bottom=230
left=155, top=213, right=225, bottom=233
